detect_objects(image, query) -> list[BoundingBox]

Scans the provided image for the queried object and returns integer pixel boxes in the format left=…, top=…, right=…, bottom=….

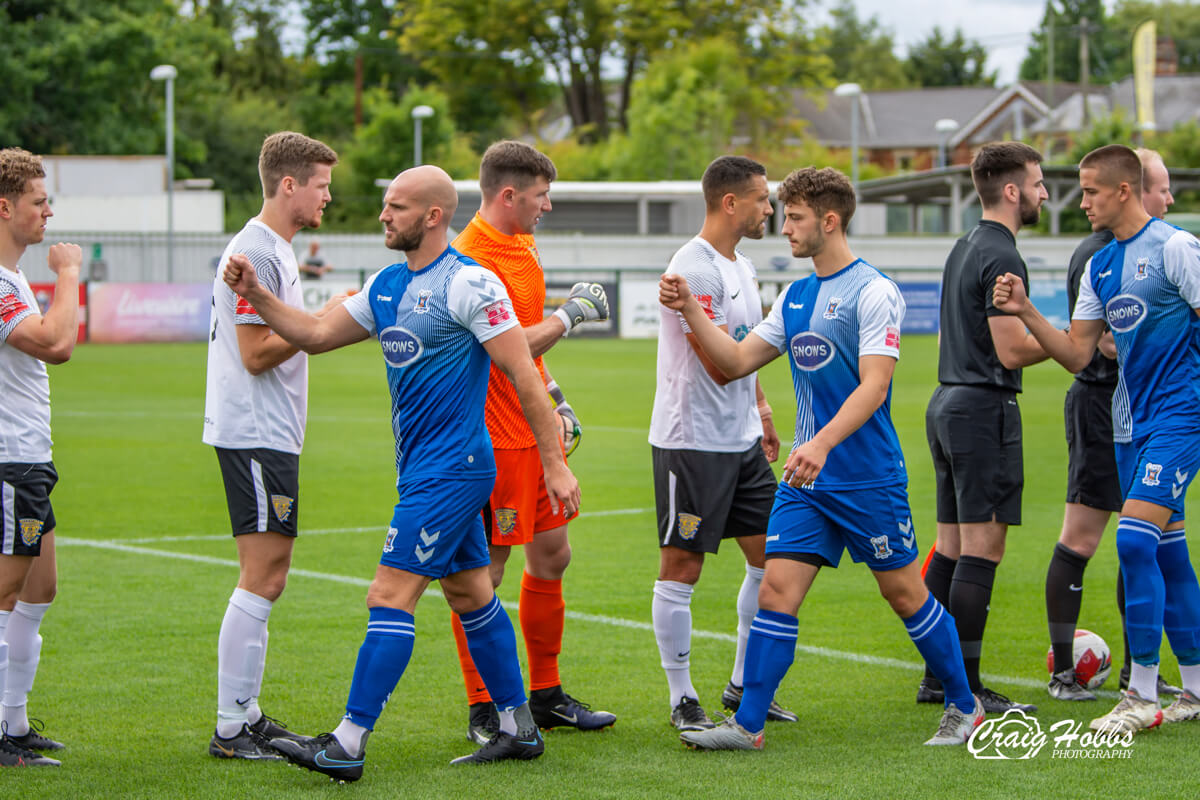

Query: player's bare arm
left=993, top=272, right=1104, bottom=373
left=6, top=242, right=82, bottom=364
left=756, top=378, right=780, bottom=463
left=685, top=329, right=735, bottom=386
left=235, top=288, right=354, bottom=375
left=659, top=274, right=777, bottom=379
left=484, top=326, right=581, bottom=517
left=223, top=253, right=367, bottom=354
left=782, top=354, right=895, bottom=488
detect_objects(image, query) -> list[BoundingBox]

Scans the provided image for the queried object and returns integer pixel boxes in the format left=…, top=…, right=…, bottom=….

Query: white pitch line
left=57, top=534, right=1082, bottom=696
left=106, top=508, right=653, bottom=545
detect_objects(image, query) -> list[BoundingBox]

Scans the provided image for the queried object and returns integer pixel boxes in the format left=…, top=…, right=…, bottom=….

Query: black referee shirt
left=1066, top=229, right=1119, bottom=386
left=936, top=219, right=1027, bottom=392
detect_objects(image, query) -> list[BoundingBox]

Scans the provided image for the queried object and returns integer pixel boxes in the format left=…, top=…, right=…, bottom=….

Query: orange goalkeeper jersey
left=453, top=212, right=548, bottom=450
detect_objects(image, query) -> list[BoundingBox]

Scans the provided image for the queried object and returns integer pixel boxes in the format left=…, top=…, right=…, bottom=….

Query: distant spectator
left=299, top=238, right=332, bottom=279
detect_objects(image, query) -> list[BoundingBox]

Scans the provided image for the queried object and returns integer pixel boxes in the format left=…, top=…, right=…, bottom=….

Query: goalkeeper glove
left=553, top=282, right=609, bottom=335
left=548, top=379, right=581, bottom=457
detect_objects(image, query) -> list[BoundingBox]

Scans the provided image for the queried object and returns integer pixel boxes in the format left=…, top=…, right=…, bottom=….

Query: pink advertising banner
left=88, top=283, right=212, bottom=343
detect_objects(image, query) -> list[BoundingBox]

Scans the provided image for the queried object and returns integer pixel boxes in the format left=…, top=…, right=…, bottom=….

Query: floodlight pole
left=151, top=64, right=178, bottom=283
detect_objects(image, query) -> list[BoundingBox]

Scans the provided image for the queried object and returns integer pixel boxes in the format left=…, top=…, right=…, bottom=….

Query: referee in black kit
left=920, top=142, right=1048, bottom=715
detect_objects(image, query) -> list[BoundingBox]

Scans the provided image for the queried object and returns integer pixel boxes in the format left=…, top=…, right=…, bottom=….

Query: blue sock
left=1116, top=517, right=1165, bottom=667
left=1157, top=529, right=1200, bottom=665
left=734, top=610, right=797, bottom=733
left=343, top=607, right=415, bottom=728
left=904, top=593, right=973, bottom=712
left=460, top=595, right=526, bottom=711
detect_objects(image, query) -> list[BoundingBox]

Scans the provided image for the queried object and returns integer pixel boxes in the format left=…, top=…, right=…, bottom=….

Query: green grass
left=17, top=335, right=1200, bottom=797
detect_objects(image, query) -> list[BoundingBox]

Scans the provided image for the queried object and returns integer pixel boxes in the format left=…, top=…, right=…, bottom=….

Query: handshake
left=552, top=282, right=610, bottom=335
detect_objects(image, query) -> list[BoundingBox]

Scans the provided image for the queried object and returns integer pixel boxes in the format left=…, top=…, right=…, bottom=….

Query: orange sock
left=451, top=613, right=492, bottom=705
left=520, top=571, right=564, bottom=691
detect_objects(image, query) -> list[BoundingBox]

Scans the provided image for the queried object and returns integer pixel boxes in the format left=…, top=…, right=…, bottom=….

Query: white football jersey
left=203, top=220, right=307, bottom=454
left=0, top=266, right=53, bottom=462
left=649, top=236, right=764, bottom=452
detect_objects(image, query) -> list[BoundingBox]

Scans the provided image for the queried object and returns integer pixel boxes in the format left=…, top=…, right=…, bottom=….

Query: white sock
left=333, top=718, right=370, bottom=758
left=0, top=611, right=9, bottom=731
left=1178, top=664, right=1200, bottom=697
left=1129, top=662, right=1159, bottom=702
left=216, top=588, right=273, bottom=738
left=497, top=705, right=517, bottom=736
left=730, top=564, right=764, bottom=687
left=653, top=580, right=697, bottom=708
left=1, top=601, right=50, bottom=737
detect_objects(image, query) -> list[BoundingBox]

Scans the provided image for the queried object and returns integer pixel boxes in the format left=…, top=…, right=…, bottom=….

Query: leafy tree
left=817, top=0, right=911, bottom=90
left=1107, top=0, right=1200, bottom=77
left=400, top=0, right=825, bottom=142
left=905, top=27, right=996, bottom=87
left=1019, top=0, right=1122, bottom=84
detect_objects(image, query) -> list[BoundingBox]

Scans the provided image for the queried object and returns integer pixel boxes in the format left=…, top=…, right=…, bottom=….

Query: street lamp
left=411, top=105, right=434, bottom=167
left=150, top=64, right=177, bottom=283
left=935, top=118, right=960, bottom=168
left=833, top=83, right=862, bottom=191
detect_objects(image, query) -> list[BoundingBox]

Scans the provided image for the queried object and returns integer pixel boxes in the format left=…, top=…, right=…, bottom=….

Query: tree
left=400, top=0, right=826, bottom=142
left=817, top=0, right=911, bottom=90
left=1107, top=0, right=1200, bottom=77
left=1019, top=0, right=1122, bottom=84
left=906, top=27, right=996, bottom=87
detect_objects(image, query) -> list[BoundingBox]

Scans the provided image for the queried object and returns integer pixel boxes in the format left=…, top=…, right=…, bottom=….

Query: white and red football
left=1046, top=628, right=1112, bottom=689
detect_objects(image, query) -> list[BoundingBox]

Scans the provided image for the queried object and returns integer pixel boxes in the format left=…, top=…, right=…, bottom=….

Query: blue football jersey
left=342, top=246, right=519, bottom=485
left=1074, top=218, right=1200, bottom=441
left=754, top=259, right=908, bottom=490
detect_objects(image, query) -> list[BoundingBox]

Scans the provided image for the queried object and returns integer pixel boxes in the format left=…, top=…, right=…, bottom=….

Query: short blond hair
left=0, top=148, right=45, bottom=202
left=258, top=132, right=338, bottom=198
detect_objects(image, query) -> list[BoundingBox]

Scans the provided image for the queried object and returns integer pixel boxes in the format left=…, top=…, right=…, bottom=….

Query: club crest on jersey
left=382, top=526, right=398, bottom=553
left=413, top=288, right=433, bottom=313
left=823, top=297, right=843, bottom=319
left=379, top=325, right=423, bottom=367
left=1143, top=463, right=1162, bottom=487
left=870, top=535, right=893, bottom=560
left=789, top=331, right=836, bottom=371
left=495, top=508, right=518, bottom=536
left=677, top=513, right=702, bottom=541
left=1135, top=257, right=1150, bottom=280
left=1105, top=294, right=1147, bottom=333
left=271, top=494, right=294, bottom=523
left=18, top=518, right=43, bottom=547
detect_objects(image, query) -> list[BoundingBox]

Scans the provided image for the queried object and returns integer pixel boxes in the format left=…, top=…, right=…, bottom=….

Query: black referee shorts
left=652, top=442, right=776, bottom=554
left=1064, top=380, right=1123, bottom=512
left=926, top=384, right=1023, bottom=525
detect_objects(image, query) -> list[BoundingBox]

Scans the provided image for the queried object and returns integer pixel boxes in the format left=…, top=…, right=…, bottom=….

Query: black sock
left=950, top=555, right=998, bottom=693
left=922, top=551, right=958, bottom=685
left=1046, top=542, right=1089, bottom=674
left=1117, top=564, right=1131, bottom=675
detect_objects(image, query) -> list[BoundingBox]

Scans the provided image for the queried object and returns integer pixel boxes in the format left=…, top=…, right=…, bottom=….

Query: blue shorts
left=1115, top=430, right=1200, bottom=520
left=766, top=482, right=918, bottom=571
left=380, top=475, right=494, bottom=579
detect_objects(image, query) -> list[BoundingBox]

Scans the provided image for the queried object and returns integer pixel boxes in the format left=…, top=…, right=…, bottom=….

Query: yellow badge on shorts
left=271, top=494, right=294, bottom=523
left=19, top=518, right=43, bottom=547
left=677, top=513, right=701, bottom=541
left=495, top=508, right=518, bottom=536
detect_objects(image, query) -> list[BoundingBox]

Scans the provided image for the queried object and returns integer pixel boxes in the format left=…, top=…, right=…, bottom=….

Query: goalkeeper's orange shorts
left=485, top=445, right=579, bottom=545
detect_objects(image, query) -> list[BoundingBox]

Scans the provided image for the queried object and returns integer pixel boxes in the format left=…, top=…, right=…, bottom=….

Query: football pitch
left=22, top=334, right=1200, bottom=797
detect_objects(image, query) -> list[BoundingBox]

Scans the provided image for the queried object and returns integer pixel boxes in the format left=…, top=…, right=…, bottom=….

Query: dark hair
left=701, top=156, right=767, bottom=211
left=0, top=148, right=45, bottom=201
left=258, top=131, right=338, bottom=198
left=479, top=141, right=557, bottom=196
left=970, top=142, right=1043, bottom=207
left=1081, top=144, right=1143, bottom=196
left=777, top=166, right=856, bottom=231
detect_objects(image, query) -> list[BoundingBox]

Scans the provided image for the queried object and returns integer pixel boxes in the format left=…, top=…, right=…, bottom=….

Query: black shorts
left=652, top=442, right=776, bottom=554
left=1, top=462, right=57, bottom=557
left=926, top=384, right=1023, bottom=525
left=1064, top=380, right=1123, bottom=512
left=214, top=447, right=300, bottom=537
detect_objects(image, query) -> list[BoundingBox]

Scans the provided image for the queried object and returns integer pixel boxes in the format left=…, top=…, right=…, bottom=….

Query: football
left=1046, top=629, right=1112, bottom=689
